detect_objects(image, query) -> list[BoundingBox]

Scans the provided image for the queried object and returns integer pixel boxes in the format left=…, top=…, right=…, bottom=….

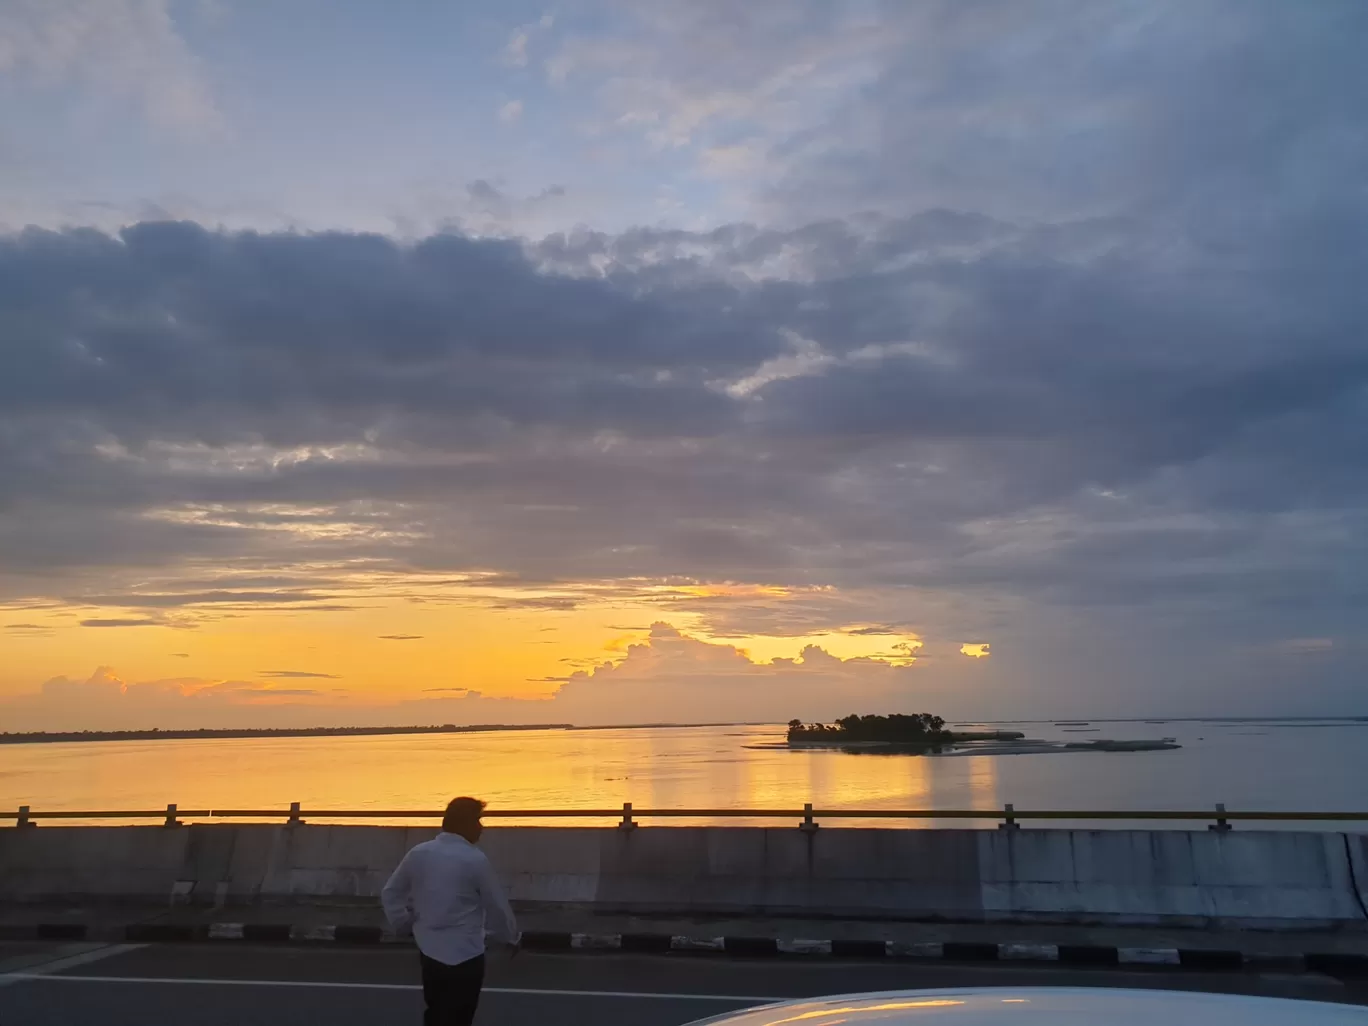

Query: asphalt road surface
left=3, top=941, right=1365, bottom=1025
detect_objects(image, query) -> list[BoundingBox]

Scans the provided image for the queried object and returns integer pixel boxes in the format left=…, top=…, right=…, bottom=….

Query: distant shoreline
left=0, top=721, right=763, bottom=746
left=0, top=724, right=575, bottom=746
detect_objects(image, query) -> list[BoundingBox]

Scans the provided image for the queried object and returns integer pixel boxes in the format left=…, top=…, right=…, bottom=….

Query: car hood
left=684, top=987, right=1368, bottom=1025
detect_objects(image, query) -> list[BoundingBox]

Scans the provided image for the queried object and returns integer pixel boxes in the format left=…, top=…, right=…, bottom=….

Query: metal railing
left=6, top=801, right=1368, bottom=831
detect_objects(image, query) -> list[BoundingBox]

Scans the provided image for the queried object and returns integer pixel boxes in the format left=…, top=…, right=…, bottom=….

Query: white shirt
left=381, top=832, right=519, bottom=966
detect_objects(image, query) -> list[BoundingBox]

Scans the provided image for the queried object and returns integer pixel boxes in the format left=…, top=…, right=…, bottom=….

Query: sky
left=2, top=0, right=1367, bottom=731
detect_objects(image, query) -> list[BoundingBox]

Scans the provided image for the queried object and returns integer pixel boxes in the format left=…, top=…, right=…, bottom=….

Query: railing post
left=287, top=801, right=304, bottom=827
left=799, top=802, right=818, bottom=834
left=618, top=801, right=637, bottom=831
left=1209, top=803, right=1232, bottom=833
left=17, top=805, right=35, bottom=828
left=163, top=803, right=180, bottom=827
left=998, top=803, right=1020, bottom=830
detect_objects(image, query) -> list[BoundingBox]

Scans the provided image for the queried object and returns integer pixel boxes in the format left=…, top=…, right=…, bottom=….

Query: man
left=382, top=797, right=520, bottom=1026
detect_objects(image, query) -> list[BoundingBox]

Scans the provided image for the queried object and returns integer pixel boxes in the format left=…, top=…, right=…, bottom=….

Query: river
left=3, top=718, right=1365, bottom=829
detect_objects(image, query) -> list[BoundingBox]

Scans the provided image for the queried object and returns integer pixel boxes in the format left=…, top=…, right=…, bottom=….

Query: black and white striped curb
left=3, top=922, right=1366, bottom=975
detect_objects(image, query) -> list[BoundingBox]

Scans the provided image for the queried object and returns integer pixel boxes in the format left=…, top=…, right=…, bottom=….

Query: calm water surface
left=3, top=719, right=1365, bottom=829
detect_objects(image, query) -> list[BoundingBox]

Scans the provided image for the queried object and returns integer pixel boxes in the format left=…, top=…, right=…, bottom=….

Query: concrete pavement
left=4, top=941, right=1368, bottom=1025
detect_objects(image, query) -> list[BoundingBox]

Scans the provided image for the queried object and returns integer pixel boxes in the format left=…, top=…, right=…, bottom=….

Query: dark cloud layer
left=2, top=1, right=1366, bottom=712
left=5, top=210, right=1361, bottom=604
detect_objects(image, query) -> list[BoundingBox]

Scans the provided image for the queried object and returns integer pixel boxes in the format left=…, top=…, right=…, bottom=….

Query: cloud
left=960, top=643, right=991, bottom=659
left=487, top=597, right=580, bottom=611
left=378, top=634, right=423, bottom=641
left=502, top=14, right=553, bottom=68
left=1273, top=638, right=1334, bottom=656
left=258, top=670, right=342, bottom=679
left=537, top=623, right=951, bottom=724
left=503, top=28, right=530, bottom=67
left=544, top=5, right=888, bottom=153
left=79, top=618, right=167, bottom=628
left=2, top=624, right=973, bottom=730
left=3, top=217, right=1365, bottom=647
left=498, top=99, right=523, bottom=123
left=4, top=621, right=54, bottom=636
left=0, top=0, right=224, bottom=136
left=772, top=2, right=1368, bottom=227
left=76, top=591, right=340, bottom=608
left=1, top=666, right=331, bottom=730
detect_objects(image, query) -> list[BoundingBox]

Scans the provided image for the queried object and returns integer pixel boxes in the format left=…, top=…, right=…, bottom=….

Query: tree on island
left=787, top=713, right=950, bottom=743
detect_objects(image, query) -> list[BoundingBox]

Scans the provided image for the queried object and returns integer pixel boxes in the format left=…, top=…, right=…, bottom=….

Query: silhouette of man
left=382, top=797, right=520, bottom=1026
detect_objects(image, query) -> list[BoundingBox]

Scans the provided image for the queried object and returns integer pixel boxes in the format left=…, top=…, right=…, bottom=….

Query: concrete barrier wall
left=2, top=825, right=1364, bottom=929
left=976, top=830, right=1364, bottom=928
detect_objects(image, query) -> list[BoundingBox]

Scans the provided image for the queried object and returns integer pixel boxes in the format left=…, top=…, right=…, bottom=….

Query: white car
left=684, top=988, right=1368, bottom=1024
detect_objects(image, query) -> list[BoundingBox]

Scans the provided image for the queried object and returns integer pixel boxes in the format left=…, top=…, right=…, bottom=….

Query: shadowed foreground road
left=3, top=942, right=1366, bottom=1025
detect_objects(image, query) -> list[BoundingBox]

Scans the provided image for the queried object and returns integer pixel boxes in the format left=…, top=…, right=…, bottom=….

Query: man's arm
left=380, top=850, right=416, bottom=932
left=476, top=855, right=519, bottom=946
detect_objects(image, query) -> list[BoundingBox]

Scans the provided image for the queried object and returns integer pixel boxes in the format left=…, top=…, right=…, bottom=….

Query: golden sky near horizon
left=1, top=572, right=989, bottom=730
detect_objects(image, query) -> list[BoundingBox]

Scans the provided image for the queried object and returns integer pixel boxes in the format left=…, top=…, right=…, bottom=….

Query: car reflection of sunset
left=762, top=999, right=964, bottom=1024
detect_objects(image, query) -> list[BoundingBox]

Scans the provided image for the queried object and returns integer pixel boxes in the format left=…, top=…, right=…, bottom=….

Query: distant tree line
left=0, top=724, right=573, bottom=746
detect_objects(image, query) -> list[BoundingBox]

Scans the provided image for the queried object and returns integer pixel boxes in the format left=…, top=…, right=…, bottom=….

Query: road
left=2, top=941, right=1365, bottom=1025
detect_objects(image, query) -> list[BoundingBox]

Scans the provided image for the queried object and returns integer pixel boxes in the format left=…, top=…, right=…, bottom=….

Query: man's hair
left=441, top=796, right=486, bottom=833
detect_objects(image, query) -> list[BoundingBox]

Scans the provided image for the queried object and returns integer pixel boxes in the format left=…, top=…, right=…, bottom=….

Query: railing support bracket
left=1209, top=803, right=1232, bottom=832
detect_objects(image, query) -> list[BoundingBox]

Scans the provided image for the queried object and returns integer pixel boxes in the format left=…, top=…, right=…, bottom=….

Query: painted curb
left=5, top=922, right=1365, bottom=976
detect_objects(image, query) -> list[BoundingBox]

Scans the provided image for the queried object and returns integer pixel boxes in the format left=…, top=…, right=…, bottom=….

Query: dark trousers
left=420, top=952, right=485, bottom=1026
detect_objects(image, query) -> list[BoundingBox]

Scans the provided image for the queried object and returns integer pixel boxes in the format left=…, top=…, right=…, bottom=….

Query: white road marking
left=0, top=973, right=780, bottom=1002
left=0, top=945, right=146, bottom=988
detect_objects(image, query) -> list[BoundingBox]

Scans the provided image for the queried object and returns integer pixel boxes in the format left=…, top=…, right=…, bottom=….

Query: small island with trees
left=787, top=713, right=1023, bottom=747
left=774, top=713, right=1179, bottom=755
